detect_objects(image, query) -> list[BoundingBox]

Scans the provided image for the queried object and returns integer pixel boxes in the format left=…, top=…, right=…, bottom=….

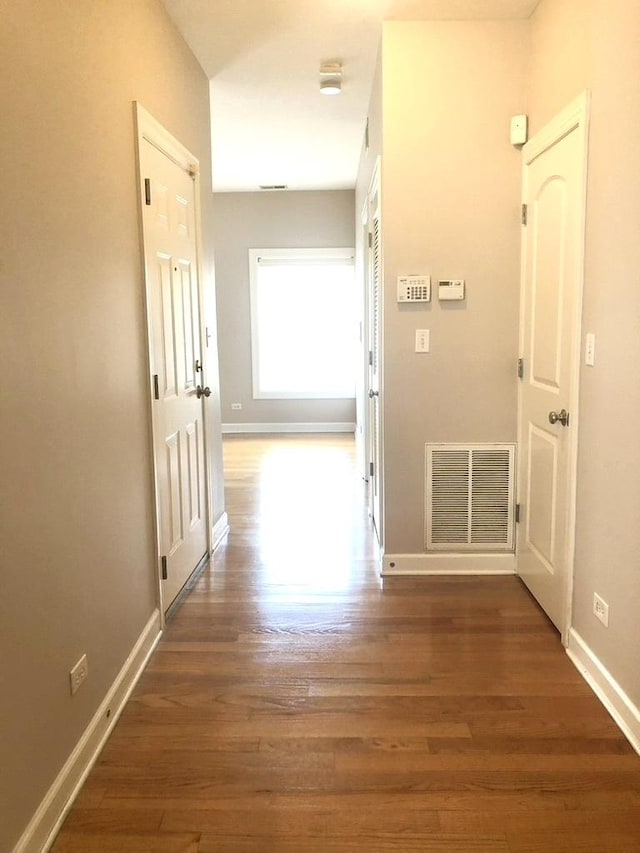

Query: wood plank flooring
left=52, top=435, right=640, bottom=852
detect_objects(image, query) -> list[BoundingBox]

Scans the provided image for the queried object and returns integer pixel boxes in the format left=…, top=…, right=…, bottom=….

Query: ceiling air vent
left=259, top=184, right=287, bottom=190
left=425, top=444, right=515, bottom=552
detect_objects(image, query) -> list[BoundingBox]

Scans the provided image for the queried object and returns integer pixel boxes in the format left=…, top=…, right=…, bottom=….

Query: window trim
left=249, top=247, right=356, bottom=400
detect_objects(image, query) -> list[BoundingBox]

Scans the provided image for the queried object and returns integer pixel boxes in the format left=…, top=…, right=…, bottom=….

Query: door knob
left=548, top=408, right=569, bottom=426
left=196, top=385, right=211, bottom=399
left=368, top=389, right=379, bottom=398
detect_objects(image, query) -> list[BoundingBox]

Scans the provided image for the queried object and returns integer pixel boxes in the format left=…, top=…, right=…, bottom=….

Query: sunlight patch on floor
left=256, top=444, right=365, bottom=591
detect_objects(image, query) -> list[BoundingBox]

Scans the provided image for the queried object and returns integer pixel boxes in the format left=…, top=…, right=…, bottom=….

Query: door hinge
left=368, top=232, right=372, bottom=248
left=368, top=350, right=373, bottom=366
left=521, top=203, right=528, bottom=226
left=153, top=374, right=159, bottom=400
left=515, top=504, right=520, bottom=523
left=161, top=555, right=168, bottom=580
left=144, top=178, right=152, bottom=206
left=369, top=461, right=374, bottom=478
left=517, top=358, right=524, bottom=379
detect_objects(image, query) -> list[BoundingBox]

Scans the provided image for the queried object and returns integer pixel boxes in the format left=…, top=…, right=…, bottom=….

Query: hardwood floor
left=52, top=435, right=640, bottom=852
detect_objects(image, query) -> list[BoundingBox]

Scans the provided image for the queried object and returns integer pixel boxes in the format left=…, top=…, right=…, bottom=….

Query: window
left=249, top=248, right=356, bottom=399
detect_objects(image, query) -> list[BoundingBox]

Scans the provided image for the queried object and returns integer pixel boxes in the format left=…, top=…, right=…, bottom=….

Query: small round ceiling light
left=319, top=61, right=342, bottom=96
left=320, top=78, right=341, bottom=95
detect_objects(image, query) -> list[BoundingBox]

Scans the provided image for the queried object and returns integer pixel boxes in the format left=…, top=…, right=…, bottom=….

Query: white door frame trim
left=133, top=102, right=212, bottom=623
left=516, top=91, right=591, bottom=645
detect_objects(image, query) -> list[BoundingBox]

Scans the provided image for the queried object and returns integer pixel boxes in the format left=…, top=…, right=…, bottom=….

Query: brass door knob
left=548, top=408, right=569, bottom=426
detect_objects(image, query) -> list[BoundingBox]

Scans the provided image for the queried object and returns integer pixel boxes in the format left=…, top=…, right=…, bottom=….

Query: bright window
left=249, top=248, right=356, bottom=399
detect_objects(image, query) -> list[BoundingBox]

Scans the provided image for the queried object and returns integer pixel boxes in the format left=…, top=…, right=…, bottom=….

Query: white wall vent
left=425, top=444, right=515, bottom=552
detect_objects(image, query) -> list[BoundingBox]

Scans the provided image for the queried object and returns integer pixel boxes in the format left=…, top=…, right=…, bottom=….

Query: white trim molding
left=211, top=511, right=230, bottom=551
left=566, top=629, right=640, bottom=756
left=523, top=90, right=590, bottom=163
left=15, top=610, right=162, bottom=853
left=222, top=422, right=356, bottom=434
left=382, top=553, right=516, bottom=576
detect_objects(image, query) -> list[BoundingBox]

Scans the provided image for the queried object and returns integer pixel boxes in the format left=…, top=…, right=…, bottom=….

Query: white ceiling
left=161, top=0, right=539, bottom=192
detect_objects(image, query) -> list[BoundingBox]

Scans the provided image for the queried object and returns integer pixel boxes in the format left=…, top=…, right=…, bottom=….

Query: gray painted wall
left=378, top=21, right=528, bottom=554
left=0, top=1, right=223, bottom=848
left=213, top=190, right=357, bottom=427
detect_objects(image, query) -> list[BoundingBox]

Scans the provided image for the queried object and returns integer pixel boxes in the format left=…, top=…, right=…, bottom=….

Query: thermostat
left=397, top=275, right=431, bottom=303
left=438, top=279, right=465, bottom=301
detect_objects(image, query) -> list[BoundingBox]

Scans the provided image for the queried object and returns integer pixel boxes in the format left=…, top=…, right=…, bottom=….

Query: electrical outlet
left=231, top=403, right=242, bottom=410
left=593, top=593, right=609, bottom=627
left=69, top=654, right=88, bottom=695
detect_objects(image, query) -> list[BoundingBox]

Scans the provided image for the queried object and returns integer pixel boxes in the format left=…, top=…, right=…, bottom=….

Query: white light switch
left=415, top=329, right=430, bottom=353
left=585, top=333, right=596, bottom=366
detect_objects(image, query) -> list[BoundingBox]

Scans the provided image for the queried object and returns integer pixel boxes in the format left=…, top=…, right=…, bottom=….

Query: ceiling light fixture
left=319, top=62, right=342, bottom=96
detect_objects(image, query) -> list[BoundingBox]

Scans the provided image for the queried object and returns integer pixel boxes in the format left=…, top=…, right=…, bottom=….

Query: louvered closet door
left=367, top=174, right=382, bottom=544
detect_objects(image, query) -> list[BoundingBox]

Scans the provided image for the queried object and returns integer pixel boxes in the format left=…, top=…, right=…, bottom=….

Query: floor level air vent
left=425, top=444, right=515, bottom=552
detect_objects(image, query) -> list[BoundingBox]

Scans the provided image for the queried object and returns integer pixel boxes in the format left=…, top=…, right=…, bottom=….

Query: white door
left=517, top=94, right=589, bottom=634
left=366, top=164, right=383, bottom=544
left=137, top=111, right=209, bottom=611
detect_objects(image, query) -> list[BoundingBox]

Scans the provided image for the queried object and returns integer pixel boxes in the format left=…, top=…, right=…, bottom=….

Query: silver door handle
left=196, top=385, right=211, bottom=399
left=368, top=389, right=379, bottom=398
left=548, top=408, right=569, bottom=426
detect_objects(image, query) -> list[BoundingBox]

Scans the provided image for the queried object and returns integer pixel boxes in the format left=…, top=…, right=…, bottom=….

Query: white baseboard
left=566, top=629, right=640, bottom=755
left=15, top=610, right=162, bottom=853
left=382, top=552, right=516, bottom=576
left=221, top=422, right=356, bottom=434
left=211, top=511, right=230, bottom=551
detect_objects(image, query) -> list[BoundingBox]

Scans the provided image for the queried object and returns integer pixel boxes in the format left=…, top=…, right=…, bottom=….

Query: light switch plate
left=585, top=333, right=596, bottom=366
left=415, top=329, right=430, bottom=353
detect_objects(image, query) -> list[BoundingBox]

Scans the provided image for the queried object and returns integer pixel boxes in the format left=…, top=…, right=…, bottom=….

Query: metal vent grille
left=425, top=444, right=515, bottom=552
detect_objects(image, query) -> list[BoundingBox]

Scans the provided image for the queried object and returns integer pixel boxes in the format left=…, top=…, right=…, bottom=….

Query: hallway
left=52, top=436, right=640, bottom=852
